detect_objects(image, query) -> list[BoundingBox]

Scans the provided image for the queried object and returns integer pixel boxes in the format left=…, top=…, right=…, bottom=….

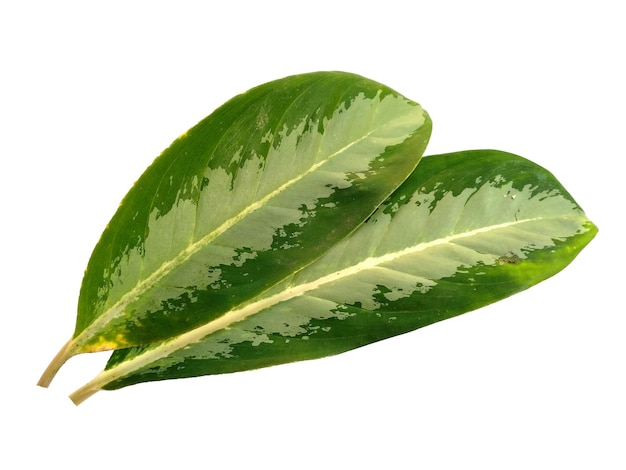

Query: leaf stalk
left=37, top=339, right=74, bottom=388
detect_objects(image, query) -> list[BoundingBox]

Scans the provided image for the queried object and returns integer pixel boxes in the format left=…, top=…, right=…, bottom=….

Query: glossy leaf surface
left=72, top=150, right=596, bottom=401
left=39, top=71, right=431, bottom=387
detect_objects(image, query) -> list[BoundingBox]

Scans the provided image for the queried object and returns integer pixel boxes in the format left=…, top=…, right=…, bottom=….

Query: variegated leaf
left=70, top=150, right=596, bottom=403
left=39, top=71, right=431, bottom=387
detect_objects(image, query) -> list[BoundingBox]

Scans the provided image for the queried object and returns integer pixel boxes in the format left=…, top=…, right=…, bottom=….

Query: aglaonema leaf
left=70, top=150, right=597, bottom=403
left=39, top=71, right=432, bottom=387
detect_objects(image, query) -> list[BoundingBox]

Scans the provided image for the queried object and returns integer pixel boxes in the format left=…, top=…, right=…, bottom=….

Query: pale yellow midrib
left=72, top=213, right=575, bottom=397
left=72, top=126, right=382, bottom=352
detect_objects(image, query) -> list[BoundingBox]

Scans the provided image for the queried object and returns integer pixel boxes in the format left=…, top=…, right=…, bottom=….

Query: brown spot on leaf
left=497, top=252, right=521, bottom=265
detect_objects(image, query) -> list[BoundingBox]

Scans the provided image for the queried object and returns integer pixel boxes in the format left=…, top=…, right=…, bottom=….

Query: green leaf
left=39, top=71, right=431, bottom=387
left=70, top=150, right=597, bottom=403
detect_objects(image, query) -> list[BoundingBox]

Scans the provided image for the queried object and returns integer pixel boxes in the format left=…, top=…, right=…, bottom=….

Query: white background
left=1, top=1, right=623, bottom=468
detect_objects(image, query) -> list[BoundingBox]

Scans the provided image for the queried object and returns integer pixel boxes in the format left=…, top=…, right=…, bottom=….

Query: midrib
left=81, top=214, right=561, bottom=389
left=73, top=127, right=378, bottom=351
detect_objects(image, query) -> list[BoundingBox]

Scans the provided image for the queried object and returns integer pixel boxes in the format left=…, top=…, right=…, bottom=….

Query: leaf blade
left=41, top=71, right=431, bottom=386
left=72, top=149, right=596, bottom=397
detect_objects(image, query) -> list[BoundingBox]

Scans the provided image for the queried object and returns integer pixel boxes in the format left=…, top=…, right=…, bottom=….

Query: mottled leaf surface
left=72, top=150, right=596, bottom=399
left=58, top=72, right=430, bottom=360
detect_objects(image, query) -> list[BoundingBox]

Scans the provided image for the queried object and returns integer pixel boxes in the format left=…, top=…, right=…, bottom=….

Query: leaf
left=70, top=150, right=597, bottom=403
left=38, top=71, right=432, bottom=387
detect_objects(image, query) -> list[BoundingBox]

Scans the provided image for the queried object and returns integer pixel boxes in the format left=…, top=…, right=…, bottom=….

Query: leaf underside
left=77, top=149, right=595, bottom=393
